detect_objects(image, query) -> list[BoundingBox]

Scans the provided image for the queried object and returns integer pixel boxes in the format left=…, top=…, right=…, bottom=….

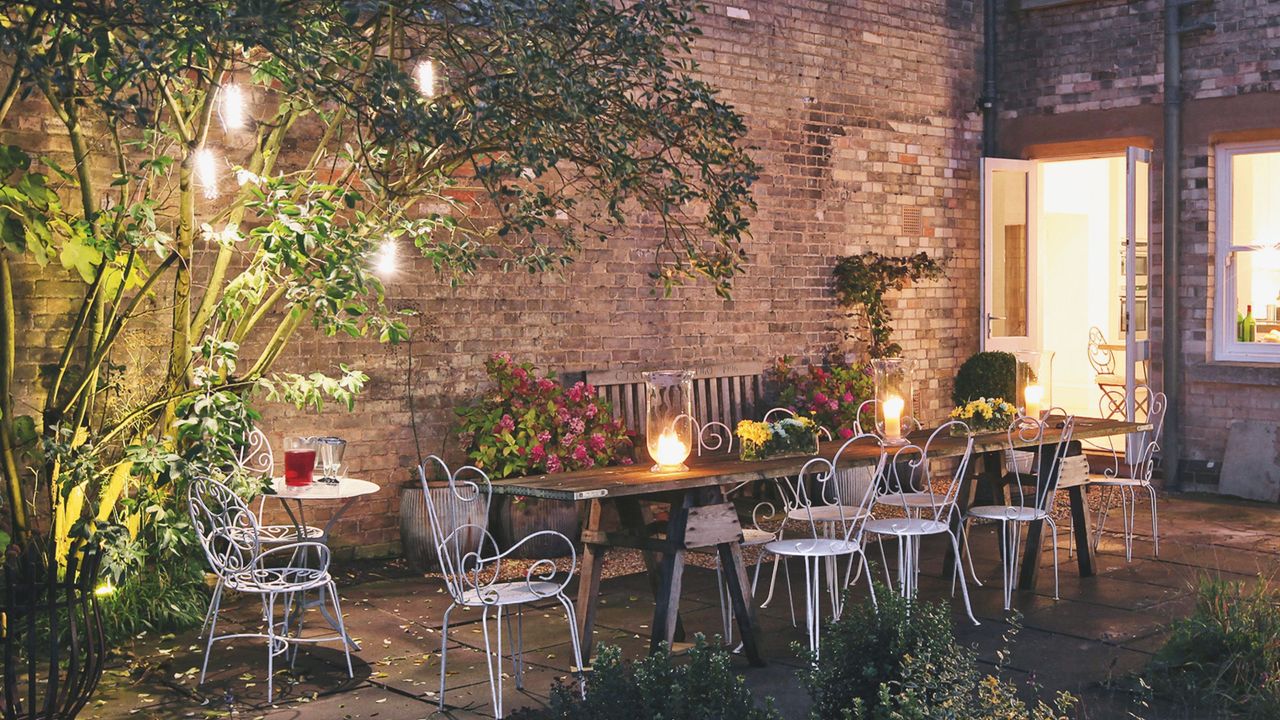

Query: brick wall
left=997, top=0, right=1280, bottom=486
left=3, top=0, right=986, bottom=555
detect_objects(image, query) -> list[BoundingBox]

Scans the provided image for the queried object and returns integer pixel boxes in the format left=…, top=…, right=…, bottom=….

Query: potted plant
left=952, top=351, right=1018, bottom=406
left=948, top=397, right=1018, bottom=435
left=736, top=416, right=819, bottom=461
left=454, top=354, right=634, bottom=558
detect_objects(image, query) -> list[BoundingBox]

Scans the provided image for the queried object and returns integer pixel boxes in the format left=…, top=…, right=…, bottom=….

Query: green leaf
left=59, top=239, right=103, bottom=282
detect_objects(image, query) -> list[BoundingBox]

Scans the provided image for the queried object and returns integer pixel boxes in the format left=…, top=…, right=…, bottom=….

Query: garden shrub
left=1146, top=577, right=1280, bottom=719
left=802, top=586, right=1075, bottom=720
left=952, top=351, right=1018, bottom=406
left=511, top=636, right=780, bottom=720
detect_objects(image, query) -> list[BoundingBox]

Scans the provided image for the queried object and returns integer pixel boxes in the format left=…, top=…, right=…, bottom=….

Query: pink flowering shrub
left=455, top=354, right=635, bottom=479
left=765, top=356, right=874, bottom=438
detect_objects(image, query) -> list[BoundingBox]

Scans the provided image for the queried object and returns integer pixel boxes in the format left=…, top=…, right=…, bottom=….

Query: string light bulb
left=220, top=83, right=246, bottom=130
left=193, top=147, right=219, bottom=199
left=374, top=237, right=397, bottom=276
left=415, top=59, right=436, bottom=99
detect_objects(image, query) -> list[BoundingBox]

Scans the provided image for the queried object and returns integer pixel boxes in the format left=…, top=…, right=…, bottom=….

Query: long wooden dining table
left=489, top=416, right=1149, bottom=665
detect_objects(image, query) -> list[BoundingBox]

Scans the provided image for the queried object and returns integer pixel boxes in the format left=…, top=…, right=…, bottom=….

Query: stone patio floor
left=82, top=492, right=1280, bottom=719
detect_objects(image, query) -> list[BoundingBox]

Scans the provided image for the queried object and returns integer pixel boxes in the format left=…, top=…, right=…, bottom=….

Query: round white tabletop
left=270, top=476, right=380, bottom=501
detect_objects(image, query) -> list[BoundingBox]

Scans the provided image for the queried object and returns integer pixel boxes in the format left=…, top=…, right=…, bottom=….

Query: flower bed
left=766, top=356, right=873, bottom=439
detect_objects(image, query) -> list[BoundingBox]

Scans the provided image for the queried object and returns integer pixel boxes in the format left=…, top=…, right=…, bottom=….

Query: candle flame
left=653, top=427, right=689, bottom=470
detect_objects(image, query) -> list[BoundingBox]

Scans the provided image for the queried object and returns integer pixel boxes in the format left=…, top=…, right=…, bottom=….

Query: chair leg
left=961, top=518, right=984, bottom=587
left=1121, top=486, right=1134, bottom=562
left=199, top=579, right=223, bottom=640
left=198, top=589, right=220, bottom=687
left=860, top=552, right=877, bottom=610
left=328, top=581, right=354, bottom=678
left=1093, top=485, right=1112, bottom=553
left=948, top=531, right=980, bottom=626
left=1147, top=484, right=1160, bottom=558
left=481, top=605, right=505, bottom=718
left=556, top=594, right=587, bottom=699
left=1045, top=517, right=1060, bottom=601
left=266, top=593, right=277, bottom=704
left=438, top=603, right=456, bottom=711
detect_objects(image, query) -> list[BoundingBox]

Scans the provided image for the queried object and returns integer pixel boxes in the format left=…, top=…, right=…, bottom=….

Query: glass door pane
left=1125, top=147, right=1153, bottom=459
left=983, top=158, right=1037, bottom=352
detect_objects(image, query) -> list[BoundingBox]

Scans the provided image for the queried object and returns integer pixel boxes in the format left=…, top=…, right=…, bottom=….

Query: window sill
left=1188, top=361, right=1280, bottom=387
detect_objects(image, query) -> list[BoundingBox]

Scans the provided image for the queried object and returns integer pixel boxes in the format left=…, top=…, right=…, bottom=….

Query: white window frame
left=1214, top=140, right=1280, bottom=363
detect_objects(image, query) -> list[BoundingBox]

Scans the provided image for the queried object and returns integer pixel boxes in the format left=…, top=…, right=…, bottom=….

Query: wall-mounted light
left=220, top=83, right=247, bottom=130
left=415, top=60, right=436, bottom=99
left=193, top=147, right=219, bottom=199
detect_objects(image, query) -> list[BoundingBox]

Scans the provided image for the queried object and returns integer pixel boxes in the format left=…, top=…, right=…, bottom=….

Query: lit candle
left=1024, top=384, right=1044, bottom=418
left=882, top=395, right=904, bottom=441
left=653, top=427, right=690, bottom=471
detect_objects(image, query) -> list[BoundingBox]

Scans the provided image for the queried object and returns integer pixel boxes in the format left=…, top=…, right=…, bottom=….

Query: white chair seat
left=787, top=505, right=872, bottom=523
left=1095, top=373, right=1126, bottom=387
left=764, top=537, right=860, bottom=557
left=864, top=517, right=949, bottom=536
left=876, top=492, right=945, bottom=509
left=460, top=580, right=561, bottom=606
left=967, top=505, right=1048, bottom=523
left=1089, top=474, right=1147, bottom=487
left=227, top=566, right=332, bottom=593
left=741, top=528, right=775, bottom=546
left=257, top=524, right=325, bottom=543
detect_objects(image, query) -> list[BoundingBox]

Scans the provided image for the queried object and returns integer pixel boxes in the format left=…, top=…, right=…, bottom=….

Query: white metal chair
left=863, top=421, right=979, bottom=625
left=1091, top=388, right=1168, bottom=561
left=962, top=412, right=1076, bottom=610
left=419, top=456, right=584, bottom=718
left=755, top=433, right=886, bottom=658
left=199, top=428, right=324, bottom=640
left=187, top=477, right=353, bottom=703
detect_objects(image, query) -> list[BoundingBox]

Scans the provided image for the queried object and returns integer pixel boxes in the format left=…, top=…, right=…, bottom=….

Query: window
left=1215, top=141, right=1280, bottom=362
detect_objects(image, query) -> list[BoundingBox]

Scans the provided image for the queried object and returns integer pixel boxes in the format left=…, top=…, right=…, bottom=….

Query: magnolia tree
left=0, top=0, right=755, bottom=630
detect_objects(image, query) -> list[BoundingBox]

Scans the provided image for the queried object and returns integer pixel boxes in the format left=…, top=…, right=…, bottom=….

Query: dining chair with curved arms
left=419, top=455, right=584, bottom=718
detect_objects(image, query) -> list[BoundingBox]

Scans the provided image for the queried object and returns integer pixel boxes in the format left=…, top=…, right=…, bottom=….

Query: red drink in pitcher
left=284, top=448, right=316, bottom=486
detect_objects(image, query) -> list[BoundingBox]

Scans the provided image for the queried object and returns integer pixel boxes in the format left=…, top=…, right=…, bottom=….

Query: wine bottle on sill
left=1243, top=305, right=1257, bottom=343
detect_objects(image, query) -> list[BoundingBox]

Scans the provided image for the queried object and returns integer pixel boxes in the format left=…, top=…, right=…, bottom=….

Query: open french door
left=981, top=157, right=1038, bottom=353
left=1122, top=147, right=1152, bottom=458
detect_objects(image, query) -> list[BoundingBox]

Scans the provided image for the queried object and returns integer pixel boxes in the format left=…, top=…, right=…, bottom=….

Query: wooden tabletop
left=489, top=416, right=1150, bottom=502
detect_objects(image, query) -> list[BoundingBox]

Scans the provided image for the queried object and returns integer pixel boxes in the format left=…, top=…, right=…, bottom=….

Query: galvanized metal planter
left=399, top=482, right=487, bottom=572
left=493, top=496, right=579, bottom=559
left=1, top=539, right=106, bottom=720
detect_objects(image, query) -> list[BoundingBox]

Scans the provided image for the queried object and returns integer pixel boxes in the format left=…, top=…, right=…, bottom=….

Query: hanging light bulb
left=374, top=237, right=397, bottom=276
left=220, top=83, right=246, bottom=130
left=415, top=59, right=436, bottom=99
left=193, top=147, right=219, bottom=199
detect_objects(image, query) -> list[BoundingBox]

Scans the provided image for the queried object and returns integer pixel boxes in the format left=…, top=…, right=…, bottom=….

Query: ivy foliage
left=833, top=251, right=944, bottom=358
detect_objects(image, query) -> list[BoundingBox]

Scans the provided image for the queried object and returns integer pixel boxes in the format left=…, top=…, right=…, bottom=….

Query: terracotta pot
left=494, top=495, right=580, bottom=559
left=399, top=482, right=487, bottom=572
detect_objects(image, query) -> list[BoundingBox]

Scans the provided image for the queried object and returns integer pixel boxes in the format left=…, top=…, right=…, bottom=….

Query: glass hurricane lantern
left=1014, top=351, right=1054, bottom=419
left=642, top=370, right=695, bottom=472
left=871, top=357, right=914, bottom=446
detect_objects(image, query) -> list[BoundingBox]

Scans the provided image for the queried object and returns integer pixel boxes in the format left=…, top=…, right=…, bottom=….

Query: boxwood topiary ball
left=951, top=351, right=1017, bottom=406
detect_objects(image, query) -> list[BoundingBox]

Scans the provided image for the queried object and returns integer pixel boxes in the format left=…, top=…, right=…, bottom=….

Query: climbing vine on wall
left=833, top=251, right=945, bottom=358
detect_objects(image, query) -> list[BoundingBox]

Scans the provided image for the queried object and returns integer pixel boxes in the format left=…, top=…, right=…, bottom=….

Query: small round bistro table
left=269, top=476, right=380, bottom=649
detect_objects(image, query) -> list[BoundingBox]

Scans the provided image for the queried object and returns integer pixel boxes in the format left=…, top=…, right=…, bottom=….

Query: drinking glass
left=317, top=437, right=347, bottom=483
